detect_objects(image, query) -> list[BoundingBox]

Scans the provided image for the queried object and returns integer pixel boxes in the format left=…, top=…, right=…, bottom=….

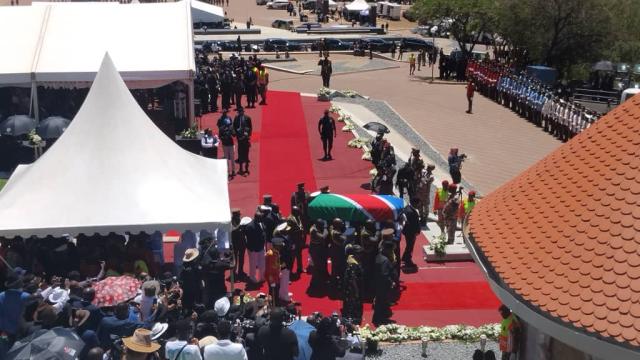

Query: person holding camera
left=203, top=319, right=248, bottom=360
left=257, top=307, right=299, bottom=360
left=308, top=317, right=347, bottom=360
left=448, top=148, right=465, bottom=184
left=233, top=107, right=252, bottom=176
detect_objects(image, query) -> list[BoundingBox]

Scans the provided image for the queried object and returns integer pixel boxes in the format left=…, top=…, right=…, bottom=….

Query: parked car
left=263, top=38, right=302, bottom=51
left=256, top=0, right=268, bottom=4
left=360, top=37, right=393, bottom=53
left=272, top=19, right=294, bottom=30
left=400, top=37, right=436, bottom=52
left=216, top=41, right=242, bottom=52
left=311, top=38, right=352, bottom=51
left=266, top=0, right=290, bottom=9
left=301, top=0, right=337, bottom=11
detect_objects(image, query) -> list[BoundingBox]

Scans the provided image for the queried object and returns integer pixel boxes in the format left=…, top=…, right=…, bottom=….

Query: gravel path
left=369, top=341, right=500, bottom=360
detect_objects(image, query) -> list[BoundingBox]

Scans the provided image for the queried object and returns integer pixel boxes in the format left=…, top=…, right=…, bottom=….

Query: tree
left=411, top=0, right=497, bottom=57
left=496, top=0, right=612, bottom=73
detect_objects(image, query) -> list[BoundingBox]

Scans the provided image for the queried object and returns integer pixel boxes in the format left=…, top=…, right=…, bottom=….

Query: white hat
left=276, top=222, right=290, bottom=232
left=240, top=216, right=252, bottom=226
left=150, top=322, right=169, bottom=340
left=47, top=287, right=69, bottom=305
left=259, top=205, right=272, bottom=212
left=214, top=296, right=231, bottom=317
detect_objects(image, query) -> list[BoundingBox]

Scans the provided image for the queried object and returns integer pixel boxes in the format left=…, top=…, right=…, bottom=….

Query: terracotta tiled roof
left=468, top=96, right=640, bottom=347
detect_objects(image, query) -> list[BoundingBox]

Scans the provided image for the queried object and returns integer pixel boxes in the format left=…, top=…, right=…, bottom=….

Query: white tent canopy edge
left=0, top=54, right=230, bottom=239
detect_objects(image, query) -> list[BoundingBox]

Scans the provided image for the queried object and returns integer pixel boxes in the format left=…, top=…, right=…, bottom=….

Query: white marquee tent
left=0, top=1, right=195, bottom=87
left=190, top=0, right=225, bottom=23
left=0, top=54, right=231, bottom=238
left=345, top=0, right=370, bottom=11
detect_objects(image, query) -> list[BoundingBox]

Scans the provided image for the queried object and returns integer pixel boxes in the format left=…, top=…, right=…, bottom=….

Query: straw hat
left=123, top=329, right=161, bottom=353
left=183, top=248, right=200, bottom=263
left=199, top=336, right=218, bottom=349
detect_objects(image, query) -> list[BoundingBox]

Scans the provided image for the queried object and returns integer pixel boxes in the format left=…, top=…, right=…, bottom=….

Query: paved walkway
left=269, top=54, right=562, bottom=195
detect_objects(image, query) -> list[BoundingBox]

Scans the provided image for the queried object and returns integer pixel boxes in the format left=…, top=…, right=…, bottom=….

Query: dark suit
left=401, top=205, right=420, bottom=264
left=372, top=253, right=396, bottom=326
left=245, top=220, right=266, bottom=252
left=233, top=114, right=252, bottom=166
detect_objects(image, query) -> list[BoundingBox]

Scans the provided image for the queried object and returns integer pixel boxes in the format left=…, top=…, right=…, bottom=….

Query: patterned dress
left=342, top=255, right=364, bottom=325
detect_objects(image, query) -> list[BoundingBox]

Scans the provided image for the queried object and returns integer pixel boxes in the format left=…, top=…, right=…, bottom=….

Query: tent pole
left=0, top=253, right=13, bottom=272
left=187, top=80, right=195, bottom=128
left=31, top=78, right=40, bottom=123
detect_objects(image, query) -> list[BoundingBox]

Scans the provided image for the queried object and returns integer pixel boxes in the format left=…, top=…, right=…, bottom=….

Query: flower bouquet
left=317, top=87, right=331, bottom=101
left=27, top=130, right=43, bottom=146
left=347, top=138, right=367, bottom=149
left=179, top=124, right=200, bottom=139
left=361, top=150, right=372, bottom=161
left=429, top=233, right=447, bottom=257
left=337, top=114, right=352, bottom=123
left=342, top=123, right=355, bottom=132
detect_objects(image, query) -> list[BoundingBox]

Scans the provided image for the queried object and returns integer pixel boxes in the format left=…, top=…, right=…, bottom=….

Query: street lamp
left=431, top=25, right=438, bottom=82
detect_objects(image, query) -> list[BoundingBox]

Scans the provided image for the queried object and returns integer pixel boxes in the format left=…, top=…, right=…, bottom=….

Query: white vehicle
left=621, top=88, right=640, bottom=103
left=266, top=0, right=290, bottom=9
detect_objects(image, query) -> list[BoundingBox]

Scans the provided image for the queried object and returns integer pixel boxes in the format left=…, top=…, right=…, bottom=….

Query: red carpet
left=164, top=91, right=500, bottom=326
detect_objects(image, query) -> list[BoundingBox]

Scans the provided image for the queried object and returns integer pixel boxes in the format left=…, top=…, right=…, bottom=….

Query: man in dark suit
left=372, top=241, right=397, bottom=326
left=401, top=197, right=421, bottom=269
left=233, top=106, right=252, bottom=175
left=245, top=211, right=266, bottom=285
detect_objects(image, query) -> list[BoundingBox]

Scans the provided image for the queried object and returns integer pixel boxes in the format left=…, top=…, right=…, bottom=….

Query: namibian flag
left=308, top=193, right=405, bottom=223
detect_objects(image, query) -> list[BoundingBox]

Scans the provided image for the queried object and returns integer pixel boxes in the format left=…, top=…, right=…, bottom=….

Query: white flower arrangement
left=347, top=138, right=367, bottom=148
left=329, top=104, right=342, bottom=114
left=179, top=124, right=199, bottom=139
left=342, top=89, right=361, bottom=98
left=342, top=124, right=355, bottom=132
left=429, top=233, right=447, bottom=257
left=317, top=87, right=332, bottom=97
left=27, top=130, right=42, bottom=146
left=337, top=114, right=352, bottom=123
left=369, top=167, right=378, bottom=177
left=359, top=323, right=500, bottom=346
left=361, top=150, right=372, bottom=161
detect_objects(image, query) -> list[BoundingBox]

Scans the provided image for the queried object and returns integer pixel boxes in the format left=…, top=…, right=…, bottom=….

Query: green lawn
left=0, top=179, right=6, bottom=191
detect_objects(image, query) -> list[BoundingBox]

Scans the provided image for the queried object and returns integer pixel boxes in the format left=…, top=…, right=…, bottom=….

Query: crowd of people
left=193, top=48, right=271, bottom=178
left=466, top=60, right=602, bottom=141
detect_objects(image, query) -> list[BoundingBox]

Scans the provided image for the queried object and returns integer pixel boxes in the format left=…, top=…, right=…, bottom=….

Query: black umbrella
left=37, top=116, right=71, bottom=139
left=363, top=121, right=390, bottom=134
left=7, top=327, right=85, bottom=360
left=592, top=60, right=614, bottom=72
left=0, top=115, right=36, bottom=136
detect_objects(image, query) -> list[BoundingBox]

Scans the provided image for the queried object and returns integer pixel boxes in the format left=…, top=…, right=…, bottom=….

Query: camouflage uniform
left=415, top=169, right=434, bottom=225
left=443, top=195, right=460, bottom=245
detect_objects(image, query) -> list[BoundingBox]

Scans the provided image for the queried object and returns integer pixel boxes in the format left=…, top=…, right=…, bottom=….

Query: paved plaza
left=268, top=53, right=562, bottom=195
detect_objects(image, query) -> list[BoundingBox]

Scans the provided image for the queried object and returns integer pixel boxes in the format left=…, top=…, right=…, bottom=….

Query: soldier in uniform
left=395, top=162, right=414, bottom=199
left=415, top=164, right=435, bottom=226
left=370, top=130, right=385, bottom=167
left=443, top=184, right=460, bottom=245
left=287, top=206, right=305, bottom=276
left=233, top=106, right=252, bottom=175
left=359, top=219, right=379, bottom=300
left=307, top=219, right=329, bottom=296
left=290, top=183, right=310, bottom=232
left=329, top=218, right=347, bottom=294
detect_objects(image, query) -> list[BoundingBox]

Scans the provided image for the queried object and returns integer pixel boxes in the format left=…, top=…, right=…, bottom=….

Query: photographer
left=256, top=307, right=298, bottom=360
left=308, top=317, right=346, bottom=360
left=447, top=148, right=465, bottom=184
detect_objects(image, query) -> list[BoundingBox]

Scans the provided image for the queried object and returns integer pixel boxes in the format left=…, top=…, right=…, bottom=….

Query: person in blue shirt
left=0, top=272, right=33, bottom=338
left=97, top=302, right=148, bottom=349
